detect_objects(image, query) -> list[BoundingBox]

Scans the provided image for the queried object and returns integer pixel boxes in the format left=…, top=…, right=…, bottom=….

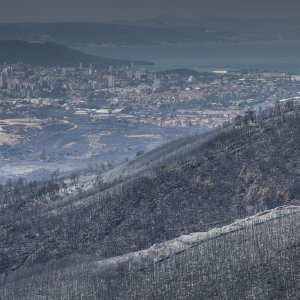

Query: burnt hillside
left=0, top=101, right=299, bottom=279
left=1, top=206, right=299, bottom=299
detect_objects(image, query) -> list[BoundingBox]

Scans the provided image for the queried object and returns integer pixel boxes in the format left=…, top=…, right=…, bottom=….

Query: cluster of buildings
left=1, top=63, right=300, bottom=128
left=0, top=63, right=156, bottom=100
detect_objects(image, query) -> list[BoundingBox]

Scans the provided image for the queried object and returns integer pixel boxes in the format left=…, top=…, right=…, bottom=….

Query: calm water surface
left=76, top=40, right=300, bottom=72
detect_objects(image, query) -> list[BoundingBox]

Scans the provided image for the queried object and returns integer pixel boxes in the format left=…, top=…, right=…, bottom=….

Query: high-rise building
left=134, top=70, right=142, bottom=80
left=89, top=63, right=93, bottom=71
left=0, top=73, right=3, bottom=88
left=107, top=75, right=115, bottom=87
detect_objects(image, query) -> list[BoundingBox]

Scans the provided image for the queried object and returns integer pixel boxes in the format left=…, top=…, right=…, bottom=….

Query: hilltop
left=0, top=40, right=150, bottom=67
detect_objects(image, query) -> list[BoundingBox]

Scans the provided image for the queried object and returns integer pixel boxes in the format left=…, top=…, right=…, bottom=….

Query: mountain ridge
left=0, top=22, right=245, bottom=46
left=0, top=40, right=150, bottom=66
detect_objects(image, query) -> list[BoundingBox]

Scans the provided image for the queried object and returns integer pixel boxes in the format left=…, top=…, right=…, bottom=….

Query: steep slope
left=0, top=40, right=149, bottom=66
left=1, top=206, right=299, bottom=299
left=0, top=103, right=300, bottom=277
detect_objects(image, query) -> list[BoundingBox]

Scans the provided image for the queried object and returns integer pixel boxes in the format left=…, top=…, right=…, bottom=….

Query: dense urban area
left=1, top=63, right=300, bottom=128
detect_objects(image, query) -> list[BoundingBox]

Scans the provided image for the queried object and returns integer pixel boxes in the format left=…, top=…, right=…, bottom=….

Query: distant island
left=0, top=18, right=299, bottom=47
left=0, top=22, right=242, bottom=47
left=0, top=40, right=151, bottom=67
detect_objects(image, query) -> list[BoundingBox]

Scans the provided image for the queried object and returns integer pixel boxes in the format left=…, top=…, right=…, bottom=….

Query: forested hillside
left=0, top=100, right=299, bottom=299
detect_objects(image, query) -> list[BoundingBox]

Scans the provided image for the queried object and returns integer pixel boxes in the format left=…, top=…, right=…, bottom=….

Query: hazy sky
left=0, top=0, right=299, bottom=22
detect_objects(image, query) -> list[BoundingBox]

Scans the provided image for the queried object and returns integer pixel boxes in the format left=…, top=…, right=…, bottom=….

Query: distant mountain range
left=0, top=40, right=150, bottom=67
left=119, top=15, right=300, bottom=37
left=0, top=22, right=250, bottom=47
left=0, top=17, right=299, bottom=47
left=0, top=101, right=299, bottom=298
left=120, top=15, right=299, bottom=29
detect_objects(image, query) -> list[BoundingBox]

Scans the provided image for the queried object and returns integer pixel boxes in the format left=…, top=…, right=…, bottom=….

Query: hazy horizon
left=0, top=0, right=300, bottom=23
